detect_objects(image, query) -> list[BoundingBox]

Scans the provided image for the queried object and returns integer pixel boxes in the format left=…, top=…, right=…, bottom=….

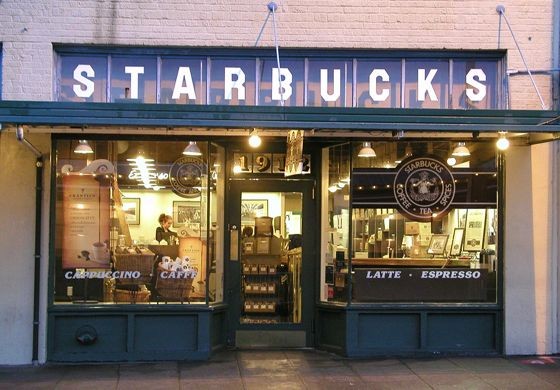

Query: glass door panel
left=240, top=191, right=302, bottom=324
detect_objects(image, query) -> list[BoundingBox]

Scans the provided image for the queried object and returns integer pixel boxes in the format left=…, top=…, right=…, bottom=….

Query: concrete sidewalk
left=1, top=350, right=560, bottom=389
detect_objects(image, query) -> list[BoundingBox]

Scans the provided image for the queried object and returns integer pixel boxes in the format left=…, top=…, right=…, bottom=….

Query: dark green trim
left=53, top=45, right=506, bottom=59
left=48, top=302, right=227, bottom=314
left=1, top=101, right=559, bottom=132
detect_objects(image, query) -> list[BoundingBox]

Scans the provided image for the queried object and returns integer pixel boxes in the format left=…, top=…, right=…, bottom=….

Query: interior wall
left=121, top=189, right=201, bottom=245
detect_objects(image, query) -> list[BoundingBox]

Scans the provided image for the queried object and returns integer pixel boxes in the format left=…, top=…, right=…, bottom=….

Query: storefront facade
left=1, top=1, right=560, bottom=364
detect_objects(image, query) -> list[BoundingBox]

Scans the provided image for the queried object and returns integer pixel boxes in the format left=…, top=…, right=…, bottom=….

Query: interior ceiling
left=18, top=126, right=544, bottom=147
left=20, top=125, right=532, bottom=141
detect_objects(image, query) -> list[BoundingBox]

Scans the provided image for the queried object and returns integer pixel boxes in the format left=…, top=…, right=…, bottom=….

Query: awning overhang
left=0, top=100, right=559, bottom=141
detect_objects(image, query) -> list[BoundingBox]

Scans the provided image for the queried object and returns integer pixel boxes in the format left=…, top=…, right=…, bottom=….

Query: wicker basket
left=113, top=252, right=155, bottom=284
left=155, top=266, right=195, bottom=302
left=113, top=287, right=151, bottom=303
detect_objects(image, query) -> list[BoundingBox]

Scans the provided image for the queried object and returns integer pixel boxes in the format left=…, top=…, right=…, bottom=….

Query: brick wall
left=0, top=0, right=554, bottom=108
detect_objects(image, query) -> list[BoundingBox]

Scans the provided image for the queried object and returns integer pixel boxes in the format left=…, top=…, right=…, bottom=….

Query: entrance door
left=226, top=179, right=315, bottom=348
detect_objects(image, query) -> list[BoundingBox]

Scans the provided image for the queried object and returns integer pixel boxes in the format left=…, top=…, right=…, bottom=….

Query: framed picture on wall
left=173, top=200, right=201, bottom=229
left=464, top=209, right=487, bottom=251
left=241, top=199, right=268, bottom=223
left=450, top=228, right=465, bottom=256
left=428, top=234, right=449, bottom=255
left=122, top=198, right=140, bottom=225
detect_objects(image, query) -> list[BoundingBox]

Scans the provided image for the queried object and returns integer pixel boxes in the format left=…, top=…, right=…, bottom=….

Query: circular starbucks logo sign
left=393, top=156, right=455, bottom=221
left=169, top=156, right=203, bottom=198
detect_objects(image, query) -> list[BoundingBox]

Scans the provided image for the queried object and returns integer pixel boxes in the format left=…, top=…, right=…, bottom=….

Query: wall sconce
left=392, top=130, right=405, bottom=139
left=248, top=129, right=262, bottom=148
left=328, top=182, right=339, bottom=192
left=74, top=140, right=94, bottom=154
left=358, top=142, right=376, bottom=158
left=496, top=132, right=510, bottom=151
left=451, top=142, right=470, bottom=157
left=183, top=141, right=202, bottom=156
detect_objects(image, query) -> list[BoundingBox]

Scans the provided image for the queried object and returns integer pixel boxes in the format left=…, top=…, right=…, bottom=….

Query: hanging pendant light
left=248, top=129, right=262, bottom=148
left=358, top=142, right=376, bottom=158
left=451, top=142, right=470, bottom=157
left=74, top=140, right=94, bottom=154
left=183, top=141, right=202, bottom=156
left=496, top=132, right=510, bottom=151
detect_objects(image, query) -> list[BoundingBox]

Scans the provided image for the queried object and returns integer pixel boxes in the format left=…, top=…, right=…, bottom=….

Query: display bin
left=113, top=287, right=151, bottom=303
left=113, top=251, right=155, bottom=284
left=155, top=266, right=195, bottom=303
left=148, top=244, right=179, bottom=258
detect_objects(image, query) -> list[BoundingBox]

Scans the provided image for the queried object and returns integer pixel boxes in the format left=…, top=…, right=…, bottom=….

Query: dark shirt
left=155, top=226, right=178, bottom=244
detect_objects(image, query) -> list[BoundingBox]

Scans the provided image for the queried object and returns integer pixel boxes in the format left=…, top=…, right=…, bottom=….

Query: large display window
left=320, top=143, right=351, bottom=303
left=52, top=138, right=224, bottom=305
left=321, top=140, right=498, bottom=303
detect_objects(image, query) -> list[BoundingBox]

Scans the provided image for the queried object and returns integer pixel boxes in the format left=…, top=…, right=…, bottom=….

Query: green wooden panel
left=316, top=309, right=346, bottom=349
left=134, top=315, right=198, bottom=352
left=427, top=313, right=496, bottom=350
left=52, top=315, right=127, bottom=354
left=357, top=313, right=420, bottom=349
left=48, top=309, right=219, bottom=361
left=211, top=310, right=226, bottom=349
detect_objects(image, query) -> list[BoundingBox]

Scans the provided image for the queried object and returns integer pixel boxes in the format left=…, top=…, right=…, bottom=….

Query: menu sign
left=353, top=268, right=488, bottom=302
left=62, top=174, right=111, bottom=268
left=285, top=130, right=304, bottom=177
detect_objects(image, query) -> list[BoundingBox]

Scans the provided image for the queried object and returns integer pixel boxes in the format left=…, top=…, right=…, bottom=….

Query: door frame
left=225, top=178, right=316, bottom=347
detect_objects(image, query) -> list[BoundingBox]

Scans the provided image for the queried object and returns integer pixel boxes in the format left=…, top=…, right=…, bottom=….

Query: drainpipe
left=15, top=125, right=43, bottom=364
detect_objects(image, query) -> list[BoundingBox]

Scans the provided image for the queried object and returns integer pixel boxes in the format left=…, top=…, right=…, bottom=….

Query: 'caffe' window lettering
left=57, top=51, right=502, bottom=109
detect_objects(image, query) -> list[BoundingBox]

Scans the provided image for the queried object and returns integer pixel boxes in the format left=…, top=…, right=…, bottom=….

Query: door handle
left=230, top=224, right=239, bottom=261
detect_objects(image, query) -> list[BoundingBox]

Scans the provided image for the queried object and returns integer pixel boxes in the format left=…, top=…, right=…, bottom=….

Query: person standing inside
left=155, top=213, right=178, bottom=244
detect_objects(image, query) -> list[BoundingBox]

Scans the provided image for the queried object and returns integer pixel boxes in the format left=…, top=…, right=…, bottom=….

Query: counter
left=351, top=257, right=471, bottom=268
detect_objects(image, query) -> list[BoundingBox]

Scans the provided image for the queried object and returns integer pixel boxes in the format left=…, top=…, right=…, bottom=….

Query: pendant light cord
left=255, top=2, right=284, bottom=107
left=496, top=5, right=547, bottom=109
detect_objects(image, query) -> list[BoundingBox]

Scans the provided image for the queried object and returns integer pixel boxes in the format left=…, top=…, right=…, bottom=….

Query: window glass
left=110, top=56, right=157, bottom=103
left=350, top=141, right=498, bottom=303
left=209, top=58, right=255, bottom=105
left=53, top=139, right=223, bottom=305
left=320, top=144, right=350, bottom=303
left=307, top=60, right=352, bottom=107
left=356, top=60, right=401, bottom=108
left=160, top=57, right=207, bottom=104
left=208, top=143, right=225, bottom=302
left=258, top=58, right=304, bottom=106
left=452, top=60, right=500, bottom=109
left=58, top=55, right=107, bottom=102
left=404, top=60, right=449, bottom=108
